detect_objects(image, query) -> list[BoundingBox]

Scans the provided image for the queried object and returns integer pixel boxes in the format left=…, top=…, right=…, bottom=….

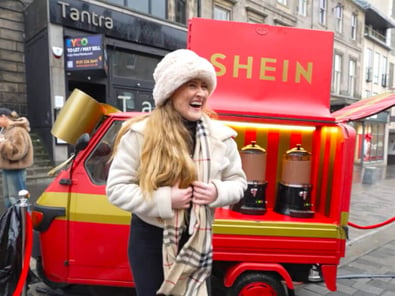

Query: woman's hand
left=170, top=183, right=193, bottom=209
left=191, top=181, right=218, bottom=205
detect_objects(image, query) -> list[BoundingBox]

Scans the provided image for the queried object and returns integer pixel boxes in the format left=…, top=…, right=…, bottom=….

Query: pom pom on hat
left=153, top=49, right=217, bottom=106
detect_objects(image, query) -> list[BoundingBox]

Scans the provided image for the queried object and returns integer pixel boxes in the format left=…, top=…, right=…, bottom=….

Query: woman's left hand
left=191, top=181, right=218, bottom=205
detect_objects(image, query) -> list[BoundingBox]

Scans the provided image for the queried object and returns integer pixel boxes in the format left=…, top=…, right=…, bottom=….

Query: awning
left=331, top=92, right=395, bottom=123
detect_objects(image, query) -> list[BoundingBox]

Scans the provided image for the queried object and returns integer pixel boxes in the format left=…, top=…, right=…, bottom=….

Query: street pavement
left=295, top=165, right=395, bottom=296
left=1, top=165, right=394, bottom=295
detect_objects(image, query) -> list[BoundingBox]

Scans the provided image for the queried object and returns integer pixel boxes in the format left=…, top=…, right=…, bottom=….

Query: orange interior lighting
left=220, top=120, right=317, bottom=132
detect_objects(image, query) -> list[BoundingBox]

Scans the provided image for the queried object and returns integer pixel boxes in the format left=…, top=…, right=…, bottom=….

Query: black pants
left=128, top=214, right=212, bottom=296
left=129, top=214, right=164, bottom=296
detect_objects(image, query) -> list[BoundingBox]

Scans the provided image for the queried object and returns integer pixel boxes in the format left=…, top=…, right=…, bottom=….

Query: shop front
left=353, top=112, right=389, bottom=165
left=24, top=0, right=187, bottom=163
left=332, top=93, right=395, bottom=167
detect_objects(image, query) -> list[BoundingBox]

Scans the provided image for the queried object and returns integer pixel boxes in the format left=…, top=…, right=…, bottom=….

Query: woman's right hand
left=170, top=183, right=193, bottom=209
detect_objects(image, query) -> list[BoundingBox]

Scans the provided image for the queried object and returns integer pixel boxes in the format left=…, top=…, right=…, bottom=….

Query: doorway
left=68, top=81, right=106, bottom=103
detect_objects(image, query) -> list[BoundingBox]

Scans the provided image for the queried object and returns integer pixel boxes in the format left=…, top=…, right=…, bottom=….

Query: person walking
left=106, top=49, right=247, bottom=296
left=0, top=108, right=33, bottom=209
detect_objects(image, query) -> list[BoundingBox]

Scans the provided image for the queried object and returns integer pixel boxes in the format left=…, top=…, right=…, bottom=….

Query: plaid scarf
left=157, top=119, right=213, bottom=296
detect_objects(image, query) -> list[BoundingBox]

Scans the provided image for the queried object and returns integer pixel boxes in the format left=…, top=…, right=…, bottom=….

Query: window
left=85, top=121, right=124, bottom=184
left=381, top=56, right=388, bottom=87
left=334, top=4, right=343, bottom=33
left=247, top=10, right=265, bottom=23
left=348, top=60, right=356, bottom=97
left=389, top=62, right=394, bottom=89
left=110, top=50, right=160, bottom=80
left=126, top=0, right=167, bottom=19
left=363, top=122, right=385, bottom=161
left=214, top=5, right=231, bottom=20
left=333, top=54, right=342, bottom=94
left=351, top=13, right=357, bottom=40
left=365, top=48, right=373, bottom=82
left=373, top=52, right=380, bottom=84
left=106, top=0, right=124, bottom=5
left=175, top=0, right=186, bottom=24
left=319, top=0, right=327, bottom=25
left=298, top=0, right=307, bottom=16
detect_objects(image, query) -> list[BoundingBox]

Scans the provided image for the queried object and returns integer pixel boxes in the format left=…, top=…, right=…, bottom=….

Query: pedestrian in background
left=0, top=108, right=33, bottom=209
left=106, top=49, right=247, bottom=296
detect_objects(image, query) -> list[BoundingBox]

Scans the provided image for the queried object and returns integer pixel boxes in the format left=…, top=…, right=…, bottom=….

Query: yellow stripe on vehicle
left=213, top=219, right=345, bottom=239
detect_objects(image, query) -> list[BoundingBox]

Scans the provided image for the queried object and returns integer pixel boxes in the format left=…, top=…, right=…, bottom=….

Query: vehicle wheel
left=36, top=256, right=70, bottom=289
left=228, top=272, right=287, bottom=296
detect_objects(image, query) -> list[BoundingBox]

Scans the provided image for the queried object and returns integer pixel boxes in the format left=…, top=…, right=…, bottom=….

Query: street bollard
left=16, top=189, right=31, bottom=296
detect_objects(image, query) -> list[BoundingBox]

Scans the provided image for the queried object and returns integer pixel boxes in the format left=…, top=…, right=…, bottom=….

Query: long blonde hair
left=112, top=100, right=209, bottom=197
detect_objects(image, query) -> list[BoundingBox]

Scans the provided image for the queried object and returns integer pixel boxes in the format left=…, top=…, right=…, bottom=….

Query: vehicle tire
left=36, top=256, right=70, bottom=289
left=228, top=272, right=287, bottom=296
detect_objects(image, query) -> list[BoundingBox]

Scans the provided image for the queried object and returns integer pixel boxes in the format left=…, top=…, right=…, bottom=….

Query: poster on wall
left=65, top=34, right=107, bottom=74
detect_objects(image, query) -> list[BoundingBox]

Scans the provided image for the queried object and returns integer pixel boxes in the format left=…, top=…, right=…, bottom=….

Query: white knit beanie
left=153, top=49, right=217, bottom=106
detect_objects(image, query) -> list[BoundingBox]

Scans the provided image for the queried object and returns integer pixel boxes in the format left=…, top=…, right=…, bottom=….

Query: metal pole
left=16, top=189, right=31, bottom=296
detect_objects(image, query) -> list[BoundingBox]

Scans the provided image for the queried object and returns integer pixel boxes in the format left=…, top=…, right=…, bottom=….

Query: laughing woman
left=106, top=49, right=247, bottom=296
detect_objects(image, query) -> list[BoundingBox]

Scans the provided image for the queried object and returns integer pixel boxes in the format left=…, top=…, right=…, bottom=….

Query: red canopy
left=332, top=92, right=395, bottom=122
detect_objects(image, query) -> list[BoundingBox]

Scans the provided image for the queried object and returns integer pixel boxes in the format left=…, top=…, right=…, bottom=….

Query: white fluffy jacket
left=106, top=116, right=247, bottom=228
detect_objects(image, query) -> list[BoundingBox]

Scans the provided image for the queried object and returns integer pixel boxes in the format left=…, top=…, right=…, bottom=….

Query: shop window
left=363, top=123, right=385, bottom=162
left=356, top=118, right=387, bottom=164
left=110, top=50, right=160, bottom=81
left=115, top=89, right=153, bottom=112
left=85, top=120, right=124, bottom=184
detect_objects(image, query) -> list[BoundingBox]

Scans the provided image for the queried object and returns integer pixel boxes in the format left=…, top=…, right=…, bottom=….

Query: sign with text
left=65, top=34, right=106, bottom=72
left=188, top=18, right=335, bottom=123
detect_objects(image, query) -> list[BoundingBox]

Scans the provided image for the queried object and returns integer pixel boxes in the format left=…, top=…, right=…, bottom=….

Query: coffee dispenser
left=274, top=144, right=314, bottom=218
left=232, top=141, right=267, bottom=215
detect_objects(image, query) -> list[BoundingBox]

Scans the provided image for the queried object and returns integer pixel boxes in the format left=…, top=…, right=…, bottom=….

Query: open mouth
left=190, top=101, right=202, bottom=108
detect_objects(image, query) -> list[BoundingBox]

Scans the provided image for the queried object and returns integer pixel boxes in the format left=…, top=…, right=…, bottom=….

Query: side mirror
left=75, top=133, right=90, bottom=155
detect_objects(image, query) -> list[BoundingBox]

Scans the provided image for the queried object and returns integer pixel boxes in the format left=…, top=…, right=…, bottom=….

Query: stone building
left=1, top=0, right=395, bottom=165
left=0, top=0, right=32, bottom=115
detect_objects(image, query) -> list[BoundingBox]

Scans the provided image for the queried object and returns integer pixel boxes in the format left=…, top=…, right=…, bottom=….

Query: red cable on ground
left=348, top=216, right=395, bottom=229
left=12, top=211, right=33, bottom=296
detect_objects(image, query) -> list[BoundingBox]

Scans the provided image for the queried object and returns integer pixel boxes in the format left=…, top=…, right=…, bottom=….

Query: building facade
left=0, top=0, right=33, bottom=115
left=1, top=0, right=395, bottom=165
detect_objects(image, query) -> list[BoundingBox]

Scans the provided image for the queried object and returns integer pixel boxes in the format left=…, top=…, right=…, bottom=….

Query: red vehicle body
left=32, top=19, right=395, bottom=295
